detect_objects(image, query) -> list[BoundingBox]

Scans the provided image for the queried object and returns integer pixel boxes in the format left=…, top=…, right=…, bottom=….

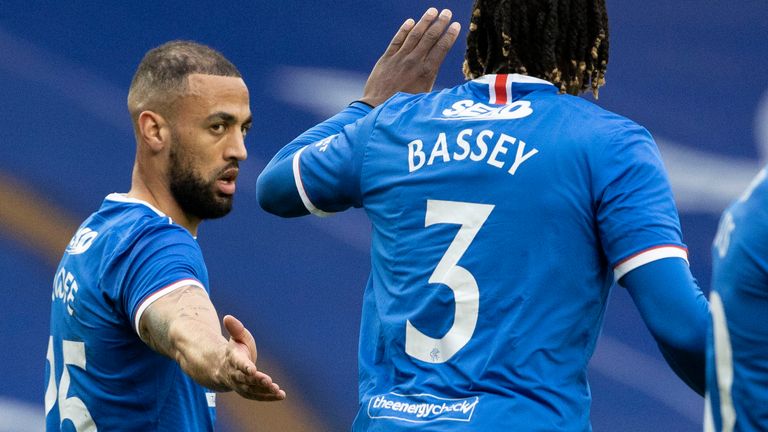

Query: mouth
left=216, top=167, right=239, bottom=196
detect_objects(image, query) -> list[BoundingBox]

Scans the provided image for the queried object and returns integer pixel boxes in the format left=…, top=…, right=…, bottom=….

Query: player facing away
left=705, top=167, right=768, bottom=431
left=258, top=2, right=709, bottom=431
left=45, top=41, right=284, bottom=431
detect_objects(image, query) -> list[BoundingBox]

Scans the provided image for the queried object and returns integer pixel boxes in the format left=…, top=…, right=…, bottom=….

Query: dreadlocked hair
left=464, top=0, right=609, bottom=98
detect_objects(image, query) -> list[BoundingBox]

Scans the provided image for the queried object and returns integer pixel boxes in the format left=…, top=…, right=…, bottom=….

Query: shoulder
left=558, top=94, right=648, bottom=136
left=543, top=95, right=658, bottom=162
left=99, top=199, right=200, bottom=264
left=729, top=170, right=768, bottom=233
left=130, top=218, right=200, bottom=259
left=95, top=199, right=206, bottom=303
left=378, top=87, right=459, bottom=114
left=371, top=88, right=465, bottom=130
left=382, top=91, right=431, bottom=109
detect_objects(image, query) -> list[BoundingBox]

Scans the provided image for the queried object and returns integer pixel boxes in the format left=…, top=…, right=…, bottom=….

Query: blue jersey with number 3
left=289, top=74, right=686, bottom=431
left=45, top=194, right=215, bottom=431
left=706, top=167, right=768, bottom=432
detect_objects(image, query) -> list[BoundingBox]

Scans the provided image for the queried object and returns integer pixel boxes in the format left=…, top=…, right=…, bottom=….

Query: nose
left=225, top=130, right=248, bottom=161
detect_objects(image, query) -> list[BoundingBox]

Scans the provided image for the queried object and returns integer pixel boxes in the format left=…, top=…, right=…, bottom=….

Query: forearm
left=620, top=257, right=710, bottom=395
left=168, top=308, right=231, bottom=391
left=140, top=286, right=231, bottom=391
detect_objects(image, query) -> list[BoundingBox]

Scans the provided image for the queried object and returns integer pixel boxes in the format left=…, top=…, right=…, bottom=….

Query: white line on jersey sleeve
left=133, top=278, right=206, bottom=336
left=613, top=245, right=689, bottom=281
left=292, top=146, right=332, bottom=217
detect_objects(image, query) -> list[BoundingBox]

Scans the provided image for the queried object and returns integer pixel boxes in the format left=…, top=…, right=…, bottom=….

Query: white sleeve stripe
left=613, top=246, right=689, bottom=281
left=292, top=146, right=332, bottom=217
left=133, top=278, right=206, bottom=335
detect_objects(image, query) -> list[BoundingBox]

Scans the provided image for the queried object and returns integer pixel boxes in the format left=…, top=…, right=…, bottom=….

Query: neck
left=127, top=165, right=201, bottom=236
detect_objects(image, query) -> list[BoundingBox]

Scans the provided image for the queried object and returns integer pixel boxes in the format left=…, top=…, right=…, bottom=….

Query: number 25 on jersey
left=45, top=337, right=96, bottom=431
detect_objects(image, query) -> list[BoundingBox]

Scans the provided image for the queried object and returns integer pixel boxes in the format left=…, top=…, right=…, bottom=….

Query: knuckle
left=408, top=29, right=424, bottom=40
left=436, top=39, right=452, bottom=52
left=425, top=30, right=440, bottom=41
left=402, top=56, right=418, bottom=68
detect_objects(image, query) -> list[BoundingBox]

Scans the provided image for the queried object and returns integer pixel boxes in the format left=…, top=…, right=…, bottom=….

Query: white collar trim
left=473, top=73, right=553, bottom=86
left=106, top=193, right=167, bottom=217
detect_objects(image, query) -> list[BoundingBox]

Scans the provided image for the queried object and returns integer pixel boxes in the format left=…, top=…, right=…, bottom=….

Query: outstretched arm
left=139, top=285, right=286, bottom=401
left=619, top=257, right=710, bottom=395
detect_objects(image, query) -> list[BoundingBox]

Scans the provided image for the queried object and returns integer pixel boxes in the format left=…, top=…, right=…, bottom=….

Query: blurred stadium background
left=1, top=1, right=767, bottom=430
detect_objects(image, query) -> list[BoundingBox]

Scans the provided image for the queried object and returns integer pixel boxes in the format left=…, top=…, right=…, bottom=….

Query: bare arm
left=139, top=285, right=286, bottom=401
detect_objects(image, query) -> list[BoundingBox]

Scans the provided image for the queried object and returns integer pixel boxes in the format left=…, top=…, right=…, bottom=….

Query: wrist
left=209, top=341, right=232, bottom=391
left=356, top=96, right=382, bottom=108
left=351, top=100, right=375, bottom=109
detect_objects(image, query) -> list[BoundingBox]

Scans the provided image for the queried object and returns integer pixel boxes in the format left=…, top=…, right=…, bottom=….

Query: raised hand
left=360, top=8, right=461, bottom=107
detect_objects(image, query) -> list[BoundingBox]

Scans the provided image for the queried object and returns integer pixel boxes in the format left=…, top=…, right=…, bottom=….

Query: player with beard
left=44, top=41, right=285, bottom=431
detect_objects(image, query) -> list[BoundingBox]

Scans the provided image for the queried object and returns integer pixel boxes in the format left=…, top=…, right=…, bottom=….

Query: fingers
left=232, top=367, right=287, bottom=401
left=383, top=18, right=416, bottom=56
left=417, top=9, right=455, bottom=56
left=399, top=8, right=440, bottom=54
left=241, top=389, right=287, bottom=402
left=229, top=361, right=286, bottom=398
left=225, top=341, right=285, bottom=400
left=220, top=318, right=285, bottom=401
left=401, top=8, right=457, bottom=58
left=424, top=21, right=461, bottom=70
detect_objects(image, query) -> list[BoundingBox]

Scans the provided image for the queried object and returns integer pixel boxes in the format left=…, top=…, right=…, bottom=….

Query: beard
left=168, top=134, right=235, bottom=220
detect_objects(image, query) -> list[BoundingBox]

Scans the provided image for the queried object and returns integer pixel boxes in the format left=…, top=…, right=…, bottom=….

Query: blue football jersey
left=291, top=74, right=687, bottom=431
left=45, top=194, right=215, bottom=431
left=705, top=167, right=768, bottom=432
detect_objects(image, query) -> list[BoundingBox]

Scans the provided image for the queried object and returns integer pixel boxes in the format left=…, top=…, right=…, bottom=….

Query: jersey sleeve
left=101, top=221, right=208, bottom=334
left=292, top=107, right=380, bottom=216
left=592, top=121, right=688, bottom=281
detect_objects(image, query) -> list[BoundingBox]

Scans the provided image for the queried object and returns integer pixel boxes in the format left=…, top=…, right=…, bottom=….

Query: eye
left=210, top=123, right=226, bottom=134
left=242, top=124, right=252, bottom=137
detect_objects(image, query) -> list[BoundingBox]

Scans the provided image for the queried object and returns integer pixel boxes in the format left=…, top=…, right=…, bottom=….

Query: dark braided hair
left=464, top=0, right=609, bottom=98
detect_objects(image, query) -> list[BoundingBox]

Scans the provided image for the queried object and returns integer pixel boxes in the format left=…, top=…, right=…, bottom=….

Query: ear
left=137, top=111, right=170, bottom=153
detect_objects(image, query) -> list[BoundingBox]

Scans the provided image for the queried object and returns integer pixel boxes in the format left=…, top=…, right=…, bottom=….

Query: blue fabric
left=257, top=101, right=371, bottom=216
left=619, top=257, right=708, bottom=395
left=706, top=166, right=768, bottom=431
left=259, top=75, right=694, bottom=431
left=46, top=195, right=214, bottom=431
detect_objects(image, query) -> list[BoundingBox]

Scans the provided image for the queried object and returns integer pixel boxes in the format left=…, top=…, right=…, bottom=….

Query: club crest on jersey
left=314, top=134, right=337, bottom=153
left=367, top=392, right=479, bottom=423
left=66, top=227, right=99, bottom=255
left=436, top=99, right=533, bottom=121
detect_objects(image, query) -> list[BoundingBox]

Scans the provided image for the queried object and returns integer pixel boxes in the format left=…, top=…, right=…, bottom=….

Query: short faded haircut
left=127, top=40, right=241, bottom=123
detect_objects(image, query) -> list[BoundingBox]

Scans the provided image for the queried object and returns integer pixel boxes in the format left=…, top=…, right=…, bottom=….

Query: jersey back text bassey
left=293, top=74, right=687, bottom=431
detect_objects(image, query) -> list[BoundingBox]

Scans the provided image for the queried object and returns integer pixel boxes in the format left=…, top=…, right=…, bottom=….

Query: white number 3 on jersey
left=405, top=200, right=494, bottom=363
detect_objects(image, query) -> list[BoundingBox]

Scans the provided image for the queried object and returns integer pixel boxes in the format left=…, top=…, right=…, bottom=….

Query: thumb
left=223, top=314, right=258, bottom=362
left=223, top=314, right=246, bottom=339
